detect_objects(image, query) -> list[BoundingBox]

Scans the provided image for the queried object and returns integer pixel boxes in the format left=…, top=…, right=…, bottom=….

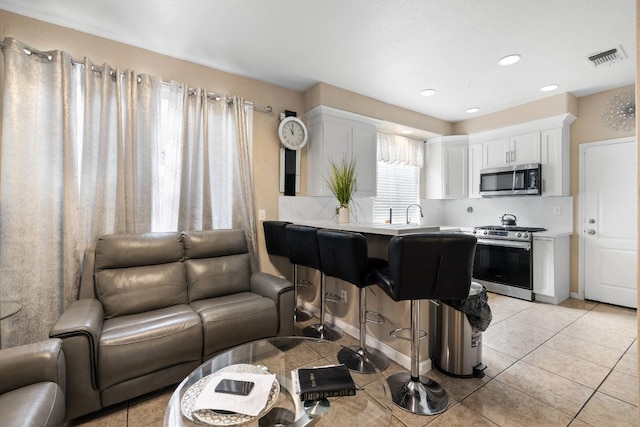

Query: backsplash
left=439, top=197, right=573, bottom=232
left=279, top=195, right=573, bottom=233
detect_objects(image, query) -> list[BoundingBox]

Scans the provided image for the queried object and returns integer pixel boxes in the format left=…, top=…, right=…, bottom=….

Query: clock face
left=278, top=116, right=308, bottom=150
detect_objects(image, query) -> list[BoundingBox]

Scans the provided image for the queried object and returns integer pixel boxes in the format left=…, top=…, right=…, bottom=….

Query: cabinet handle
left=505, top=151, right=509, bottom=163
left=511, top=150, right=515, bottom=162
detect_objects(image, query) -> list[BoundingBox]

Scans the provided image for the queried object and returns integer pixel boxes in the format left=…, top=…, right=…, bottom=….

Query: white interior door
left=581, top=137, right=637, bottom=308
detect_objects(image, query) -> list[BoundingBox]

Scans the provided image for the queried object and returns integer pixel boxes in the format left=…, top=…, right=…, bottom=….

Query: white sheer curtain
left=156, top=84, right=256, bottom=265
left=377, top=132, right=424, bottom=167
left=0, top=38, right=256, bottom=347
left=0, top=38, right=81, bottom=347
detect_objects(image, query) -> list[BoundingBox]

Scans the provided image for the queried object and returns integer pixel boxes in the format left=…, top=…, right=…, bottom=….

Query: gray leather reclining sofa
left=50, top=229, right=294, bottom=420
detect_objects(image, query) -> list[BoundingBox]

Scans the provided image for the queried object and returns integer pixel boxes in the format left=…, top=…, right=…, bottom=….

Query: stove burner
left=475, top=225, right=547, bottom=232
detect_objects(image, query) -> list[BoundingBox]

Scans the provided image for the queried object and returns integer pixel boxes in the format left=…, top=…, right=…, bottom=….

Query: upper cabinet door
left=444, top=145, right=468, bottom=198
left=351, top=126, right=377, bottom=197
left=511, top=132, right=541, bottom=165
left=483, top=137, right=510, bottom=168
left=482, top=132, right=541, bottom=168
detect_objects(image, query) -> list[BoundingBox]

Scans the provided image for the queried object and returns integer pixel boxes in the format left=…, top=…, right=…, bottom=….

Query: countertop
left=291, top=219, right=440, bottom=236
left=285, top=220, right=573, bottom=238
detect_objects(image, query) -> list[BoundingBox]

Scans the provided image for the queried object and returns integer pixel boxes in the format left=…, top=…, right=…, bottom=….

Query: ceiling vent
left=585, top=46, right=627, bottom=67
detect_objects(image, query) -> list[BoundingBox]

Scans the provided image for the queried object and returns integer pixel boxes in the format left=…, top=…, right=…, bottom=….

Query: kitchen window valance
left=377, top=132, right=424, bottom=168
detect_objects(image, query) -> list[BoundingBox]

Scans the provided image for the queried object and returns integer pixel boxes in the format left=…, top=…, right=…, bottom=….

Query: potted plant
left=326, top=157, right=357, bottom=224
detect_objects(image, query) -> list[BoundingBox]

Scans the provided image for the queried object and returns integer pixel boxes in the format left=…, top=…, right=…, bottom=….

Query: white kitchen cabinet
left=533, top=235, right=570, bottom=304
left=482, top=132, right=541, bottom=169
left=425, top=136, right=468, bottom=199
left=306, top=105, right=380, bottom=197
left=468, top=142, right=483, bottom=199
left=540, top=127, right=570, bottom=196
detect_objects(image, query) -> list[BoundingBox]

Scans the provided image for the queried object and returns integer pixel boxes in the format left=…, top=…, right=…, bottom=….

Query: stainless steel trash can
left=436, top=282, right=487, bottom=378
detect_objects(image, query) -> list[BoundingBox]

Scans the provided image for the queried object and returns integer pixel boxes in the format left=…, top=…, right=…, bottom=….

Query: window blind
left=374, top=161, right=420, bottom=224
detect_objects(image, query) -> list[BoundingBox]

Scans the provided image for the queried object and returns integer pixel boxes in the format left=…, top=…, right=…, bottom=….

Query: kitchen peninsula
left=277, top=215, right=449, bottom=373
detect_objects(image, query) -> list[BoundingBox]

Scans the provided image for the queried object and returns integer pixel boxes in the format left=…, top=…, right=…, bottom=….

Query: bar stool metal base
left=303, top=323, right=343, bottom=341
left=338, top=346, right=389, bottom=374
left=386, top=371, right=449, bottom=415
left=294, top=306, right=313, bottom=323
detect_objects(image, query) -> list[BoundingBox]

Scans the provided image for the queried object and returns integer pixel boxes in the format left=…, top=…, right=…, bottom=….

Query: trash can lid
left=469, top=281, right=483, bottom=296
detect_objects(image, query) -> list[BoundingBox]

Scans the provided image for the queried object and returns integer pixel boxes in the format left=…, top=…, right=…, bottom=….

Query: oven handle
left=476, top=238, right=531, bottom=250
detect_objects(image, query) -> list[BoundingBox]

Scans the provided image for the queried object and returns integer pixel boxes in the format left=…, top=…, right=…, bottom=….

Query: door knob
left=586, top=229, right=596, bottom=235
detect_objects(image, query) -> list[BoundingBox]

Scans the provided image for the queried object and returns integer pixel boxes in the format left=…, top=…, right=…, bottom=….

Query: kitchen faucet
left=406, top=203, right=423, bottom=224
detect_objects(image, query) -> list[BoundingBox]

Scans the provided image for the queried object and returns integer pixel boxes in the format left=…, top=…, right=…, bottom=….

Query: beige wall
left=452, top=92, right=579, bottom=135
left=304, top=82, right=452, bottom=136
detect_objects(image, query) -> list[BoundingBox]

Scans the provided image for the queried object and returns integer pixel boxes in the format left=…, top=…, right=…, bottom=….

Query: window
left=374, top=133, right=423, bottom=224
left=374, top=161, right=420, bottom=223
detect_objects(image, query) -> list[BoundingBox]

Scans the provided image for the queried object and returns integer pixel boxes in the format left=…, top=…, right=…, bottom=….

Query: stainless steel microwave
left=479, top=163, right=541, bottom=197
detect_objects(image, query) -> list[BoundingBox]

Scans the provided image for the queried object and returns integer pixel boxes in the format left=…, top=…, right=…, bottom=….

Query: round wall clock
left=278, top=116, right=308, bottom=150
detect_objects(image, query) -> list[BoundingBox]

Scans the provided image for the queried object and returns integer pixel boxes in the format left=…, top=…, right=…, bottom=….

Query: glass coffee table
left=163, top=336, right=392, bottom=426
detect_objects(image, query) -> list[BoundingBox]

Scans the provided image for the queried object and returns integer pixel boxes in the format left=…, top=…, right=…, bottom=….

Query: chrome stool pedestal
left=316, top=229, right=388, bottom=368
left=386, top=300, right=448, bottom=415
left=373, top=233, right=477, bottom=416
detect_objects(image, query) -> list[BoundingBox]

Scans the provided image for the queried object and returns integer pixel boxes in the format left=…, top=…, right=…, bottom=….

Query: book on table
left=292, top=364, right=356, bottom=401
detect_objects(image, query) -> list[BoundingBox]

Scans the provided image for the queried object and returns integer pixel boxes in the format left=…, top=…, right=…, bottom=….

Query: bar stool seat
left=263, top=221, right=312, bottom=322
left=317, top=229, right=389, bottom=373
left=286, top=224, right=342, bottom=341
left=373, top=233, right=477, bottom=416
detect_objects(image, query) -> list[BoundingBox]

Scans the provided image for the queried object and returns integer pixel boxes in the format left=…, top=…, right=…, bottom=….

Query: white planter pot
left=338, top=206, right=350, bottom=224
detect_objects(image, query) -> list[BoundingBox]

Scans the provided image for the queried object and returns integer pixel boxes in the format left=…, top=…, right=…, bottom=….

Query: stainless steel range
left=469, top=224, right=546, bottom=301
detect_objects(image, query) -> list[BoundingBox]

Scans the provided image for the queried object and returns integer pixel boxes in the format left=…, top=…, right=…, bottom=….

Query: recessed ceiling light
left=498, top=54, right=521, bottom=66
left=466, top=107, right=480, bottom=114
left=540, top=84, right=559, bottom=92
left=420, top=89, right=436, bottom=97
left=401, top=129, right=414, bottom=135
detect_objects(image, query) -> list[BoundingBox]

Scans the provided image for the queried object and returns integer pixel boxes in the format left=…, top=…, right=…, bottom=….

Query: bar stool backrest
left=317, top=229, right=370, bottom=287
left=263, top=221, right=291, bottom=258
left=386, top=233, right=476, bottom=301
left=285, top=224, right=321, bottom=270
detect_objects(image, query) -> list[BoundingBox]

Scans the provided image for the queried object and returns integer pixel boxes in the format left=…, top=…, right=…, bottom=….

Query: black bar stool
left=263, top=221, right=312, bottom=322
left=373, top=233, right=477, bottom=416
left=317, top=229, right=389, bottom=373
left=285, top=224, right=343, bottom=341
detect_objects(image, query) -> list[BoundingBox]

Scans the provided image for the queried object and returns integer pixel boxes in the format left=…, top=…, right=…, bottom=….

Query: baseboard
left=570, top=291, right=584, bottom=300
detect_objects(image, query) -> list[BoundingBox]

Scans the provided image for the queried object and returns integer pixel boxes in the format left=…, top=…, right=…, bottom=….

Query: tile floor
left=66, top=293, right=638, bottom=426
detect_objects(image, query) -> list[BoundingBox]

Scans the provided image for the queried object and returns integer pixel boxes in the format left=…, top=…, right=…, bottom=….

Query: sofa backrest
left=182, top=229, right=251, bottom=302
left=94, top=232, right=187, bottom=318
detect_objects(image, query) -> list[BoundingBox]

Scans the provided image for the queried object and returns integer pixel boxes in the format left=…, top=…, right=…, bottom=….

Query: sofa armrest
left=49, top=299, right=103, bottom=389
left=49, top=299, right=103, bottom=361
left=49, top=298, right=104, bottom=419
left=0, top=338, right=65, bottom=395
left=250, top=272, right=295, bottom=336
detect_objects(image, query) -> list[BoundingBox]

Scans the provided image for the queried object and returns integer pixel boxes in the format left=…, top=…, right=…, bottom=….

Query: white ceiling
left=0, top=0, right=635, bottom=122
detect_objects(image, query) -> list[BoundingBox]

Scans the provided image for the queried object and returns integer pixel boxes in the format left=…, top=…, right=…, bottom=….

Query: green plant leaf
left=325, top=157, right=357, bottom=208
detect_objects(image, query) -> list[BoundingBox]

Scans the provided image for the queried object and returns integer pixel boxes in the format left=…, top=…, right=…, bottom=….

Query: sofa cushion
left=95, top=232, right=187, bottom=318
left=183, top=230, right=252, bottom=302
left=98, top=305, right=202, bottom=390
left=190, top=292, right=278, bottom=357
left=183, top=229, right=248, bottom=259
left=0, top=382, right=65, bottom=427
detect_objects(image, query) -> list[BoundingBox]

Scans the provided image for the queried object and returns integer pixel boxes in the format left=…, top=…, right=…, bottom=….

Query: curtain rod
left=0, top=39, right=273, bottom=114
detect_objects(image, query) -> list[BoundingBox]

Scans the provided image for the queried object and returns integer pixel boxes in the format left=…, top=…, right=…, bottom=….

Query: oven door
left=473, top=238, right=532, bottom=290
